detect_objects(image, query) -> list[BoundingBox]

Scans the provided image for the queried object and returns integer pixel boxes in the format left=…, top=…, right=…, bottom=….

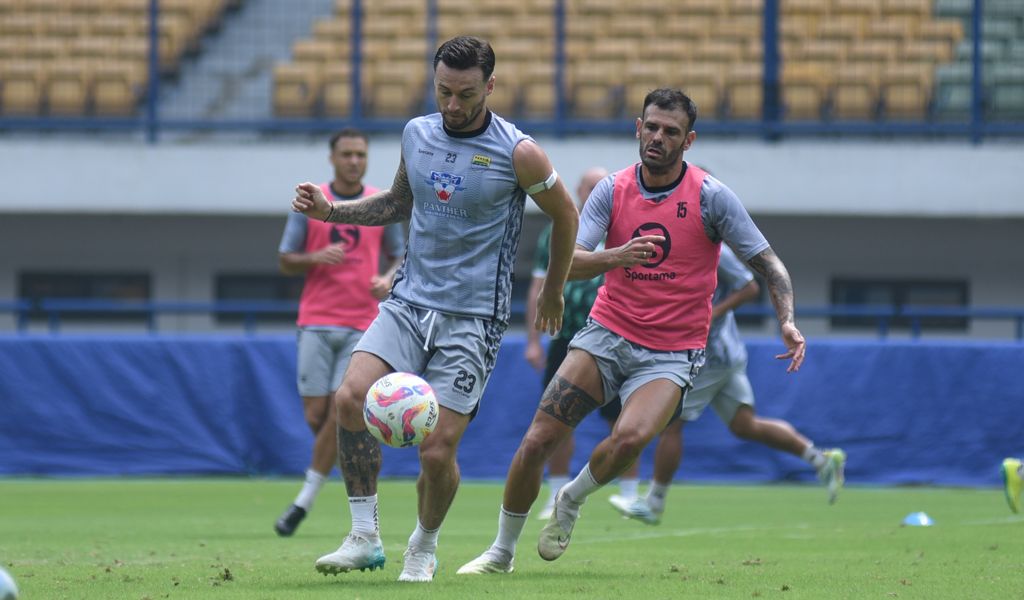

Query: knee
left=518, top=428, right=561, bottom=466
left=303, top=403, right=328, bottom=431
left=729, top=416, right=755, bottom=440
left=610, top=428, right=647, bottom=461
left=418, top=439, right=456, bottom=475
left=333, top=384, right=364, bottom=425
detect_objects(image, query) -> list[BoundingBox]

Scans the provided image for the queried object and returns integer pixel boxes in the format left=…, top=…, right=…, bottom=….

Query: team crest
left=430, top=171, right=464, bottom=203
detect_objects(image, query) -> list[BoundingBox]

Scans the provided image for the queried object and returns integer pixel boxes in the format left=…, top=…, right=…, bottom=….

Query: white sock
left=546, top=475, right=570, bottom=504
left=561, top=462, right=602, bottom=505
left=407, top=519, right=440, bottom=553
left=802, top=445, right=827, bottom=470
left=490, top=506, right=528, bottom=558
left=618, top=477, right=639, bottom=499
left=646, top=481, right=670, bottom=513
left=293, top=469, right=327, bottom=510
left=348, top=495, right=379, bottom=539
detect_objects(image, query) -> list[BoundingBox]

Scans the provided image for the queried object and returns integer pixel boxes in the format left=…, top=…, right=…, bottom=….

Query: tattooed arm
left=746, top=247, right=806, bottom=372
left=292, top=156, right=414, bottom=225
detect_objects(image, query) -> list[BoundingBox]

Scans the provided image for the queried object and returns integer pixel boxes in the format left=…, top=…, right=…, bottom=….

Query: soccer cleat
left=609, top=495, right=662, bottom=525
left=456, top=549, right=514, bottom=575
left=398, top=548, right=438, bottom=582
left=1001, top=458, right=1022, bottom=514
left=818, top=449, right=847, bottom=505
left=315, top=533, right=386, bottom=575
left=537, top=489, right=581, bottom=561
left=274, top=504, right=307, bottom=537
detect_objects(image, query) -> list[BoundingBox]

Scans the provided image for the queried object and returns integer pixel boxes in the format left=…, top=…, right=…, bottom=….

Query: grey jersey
left=706, top=245, right=755, bottom=368
left=391, top=112, right=531, bottom=323
left=577, top=163, right=770, bottom=261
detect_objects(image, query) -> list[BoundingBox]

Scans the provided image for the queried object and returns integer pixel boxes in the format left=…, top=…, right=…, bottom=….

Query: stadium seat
left=916, top=20, right=963, bottom=45
left=675, top=63, right=724, bottom=120
left=846, top=39, right=899, bottom=64
left=93, top=62, right=142, bottom=116
left=321, top=63, right=353, bottom=117
left=312, top=18, right=349, bottom=42
left=570, top=61, right=621, bottom=119
left=865, top=18, right=915, bottom=44
left=725, top=62, right=763, bottom=119
left=366, top=60, right=427, bottom=117
left=832, top=62, right=879, bottom=120
left=817, top=17, right=865, bottom=43
left=47, top=61, right=92, bottom=115
left=292, top=39, right=346, bottom=66
left=881, top=0, right=931, bottom=17
left=834, top=0, right=881, bottom=18
left=1, top=60, right=44, bottom=115
left=990, top=63, right=1024, bottom=119
left=272, top=63, right=321, bottom=117
left=881, top=63, right=932, bottom=119
left=728, top=0, right=765, bottom=17
left=901, top=39, right=953, bottom=63
left=520, top=62, right=557, bottom=118
left=781, top=62, right=828, bottom=120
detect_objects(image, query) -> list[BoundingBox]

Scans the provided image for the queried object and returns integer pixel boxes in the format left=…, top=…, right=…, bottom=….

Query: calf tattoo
left=539, top=374, right=601, bottom=427
left=338, top=426, right=382, bottom=497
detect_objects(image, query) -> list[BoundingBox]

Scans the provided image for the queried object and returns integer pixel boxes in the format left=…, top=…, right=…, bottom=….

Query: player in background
left=292, top=36, right=578, bottom=582
left=527, top=167, right=642, bottom=520
left=1002, top=458, right=1022, bottom=513
left=274, top=128, right=406, bottom=537
left=459, top=88, right=805, bottom=574
left=610, top=245, right=845, bottom=526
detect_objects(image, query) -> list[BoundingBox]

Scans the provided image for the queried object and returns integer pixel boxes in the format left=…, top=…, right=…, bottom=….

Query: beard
left=441, top=96, right=486, bottom=131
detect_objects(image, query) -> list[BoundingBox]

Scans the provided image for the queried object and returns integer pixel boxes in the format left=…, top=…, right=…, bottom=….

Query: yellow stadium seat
left=93, top=62, right=143, bottom=116
left=901, top=39, right=953, bottom=63
left=817, top=16, right=865, bottom=42
left=799, top=39, right=846, bottom=62
left=570, top=60, right=620, bottom=119
left=47, top=61, right=92, bottom=116
left=313, top=18, right=349, bottom=42
left=726, top=62, right=763, bottom=119
left=1, top=61, right=45, bottom=115
left=881, top=0, right=931, bottom=18
left=782, top=62, right=829, bottom=119
left=520, top=62, right=557, bottom=118
left=322, top=63, right=353, bottom=117
left=917, top=20, right=962, bottom=45
left=292, top=39, right=346, bottom=66
left=366, top=60, right=427, bottom=117
left=782, top=0, right=827, bottom=16
left=833, top=0, right=881, bottom=18
left=712, top=16, right=762, bottom=42
left=272, top=62, right=321, bottom=117
left=846, top=39, right=898, bottom=64
left=674, top=63, right=724, bottom=119
left=865, top=18, right=916, bottom=43
left=881, top=63, right=932, bottom=119
left=488, top=62, right=520, bottom=116
left=728, top=0, right=765, bottom=16
left=779, top=15, right=815, bottom=43
left=832, top=62, right=880, bottom=119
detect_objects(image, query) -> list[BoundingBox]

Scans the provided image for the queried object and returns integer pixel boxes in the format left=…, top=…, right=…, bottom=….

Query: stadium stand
left=0, top=0, right=239, bottom=116
left=266, top=0, right=991, bottom=122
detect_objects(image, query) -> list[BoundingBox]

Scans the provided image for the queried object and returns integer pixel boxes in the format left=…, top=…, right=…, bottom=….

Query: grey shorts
left=296, top=327, right=363, bottom=397
left=680, top=360, right=755, bottom=424
left=355, top=297, right=506, bottom=415
left=568, top=319, right=705, bottom=409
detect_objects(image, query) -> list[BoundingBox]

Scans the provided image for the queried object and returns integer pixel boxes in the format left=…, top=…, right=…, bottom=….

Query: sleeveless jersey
left=589, top=164, right=720, bottom=351
left=391, top=111, right=530, bottom=323
left=296, top=182, right=383, bottom=330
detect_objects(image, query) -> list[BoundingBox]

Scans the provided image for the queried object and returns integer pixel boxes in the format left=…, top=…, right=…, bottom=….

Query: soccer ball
left=0, top=566, right=18, bottom=600
left=364, top=372, right=439, bottom=448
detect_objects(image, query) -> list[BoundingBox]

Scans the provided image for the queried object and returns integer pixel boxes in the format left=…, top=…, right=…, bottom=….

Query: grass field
left=1, top=478, right=1021, bottom=599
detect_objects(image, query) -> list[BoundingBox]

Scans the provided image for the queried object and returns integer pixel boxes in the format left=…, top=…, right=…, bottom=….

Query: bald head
left=576, top=166, right=608, bottom=210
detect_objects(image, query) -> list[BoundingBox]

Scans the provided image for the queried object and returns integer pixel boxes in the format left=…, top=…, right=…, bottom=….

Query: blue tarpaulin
left=1, top=334, right=1021, bottom=487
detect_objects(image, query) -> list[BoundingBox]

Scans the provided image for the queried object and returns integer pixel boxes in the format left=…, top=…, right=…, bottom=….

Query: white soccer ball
left=0, top=566, right=18, bottom=600
left=364, top=372, right=439, bottom=448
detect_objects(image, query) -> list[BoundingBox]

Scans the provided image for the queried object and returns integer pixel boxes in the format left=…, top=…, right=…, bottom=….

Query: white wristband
left=524, top=170, right=558, bottom=196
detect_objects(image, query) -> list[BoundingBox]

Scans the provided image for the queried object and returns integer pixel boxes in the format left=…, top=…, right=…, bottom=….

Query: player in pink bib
left=460, top=89, right=807, bottom=574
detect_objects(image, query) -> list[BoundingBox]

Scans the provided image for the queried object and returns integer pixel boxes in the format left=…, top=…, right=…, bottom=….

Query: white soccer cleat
left=819, top=449, right=847, bottom=505
left=456, top=549, right=514, bottom=575
left=397, top=548, right=438, bottom=582
left=314, top=533, right=386, bottom=575
left=609, top=495, right=662, bottom=525
left=537, top=489, right=582, bottom=561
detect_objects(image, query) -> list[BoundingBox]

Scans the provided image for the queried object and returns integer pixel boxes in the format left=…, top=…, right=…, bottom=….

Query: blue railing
left=0, top=0, right=1019, bottom=140
left=2, top=299, right=1024, bottom=339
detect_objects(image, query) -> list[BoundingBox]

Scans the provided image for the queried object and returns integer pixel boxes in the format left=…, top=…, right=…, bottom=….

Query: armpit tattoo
left=539, top=374, right=601, bottom=427
left=338, top=426, right=381, bottom=497
left=747, top=248, right=795, bottom=325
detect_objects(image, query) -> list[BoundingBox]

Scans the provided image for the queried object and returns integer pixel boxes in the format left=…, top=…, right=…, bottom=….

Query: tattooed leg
left=501, top=355, right=604, bottom=512
left=338, top=426, right=382, bottom=497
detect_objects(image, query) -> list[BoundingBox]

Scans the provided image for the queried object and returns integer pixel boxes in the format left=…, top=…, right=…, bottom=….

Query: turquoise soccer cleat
left=1001, top=458, right=1022, bottom=514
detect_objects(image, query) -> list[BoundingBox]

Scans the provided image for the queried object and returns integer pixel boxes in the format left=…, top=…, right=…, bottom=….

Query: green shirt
left=532, top=223, right=604, bottom=340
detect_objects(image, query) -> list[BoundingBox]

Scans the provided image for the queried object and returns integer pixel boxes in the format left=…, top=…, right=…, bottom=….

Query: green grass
left=1, top=478, right=1021, bottom=599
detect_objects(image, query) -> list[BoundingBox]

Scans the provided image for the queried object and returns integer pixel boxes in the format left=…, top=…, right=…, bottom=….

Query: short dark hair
left=433, top=36, right=495, bottom=80
left=329, top=127, right=368, bottom=151
left=642, top=88, right=698, bottom=132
